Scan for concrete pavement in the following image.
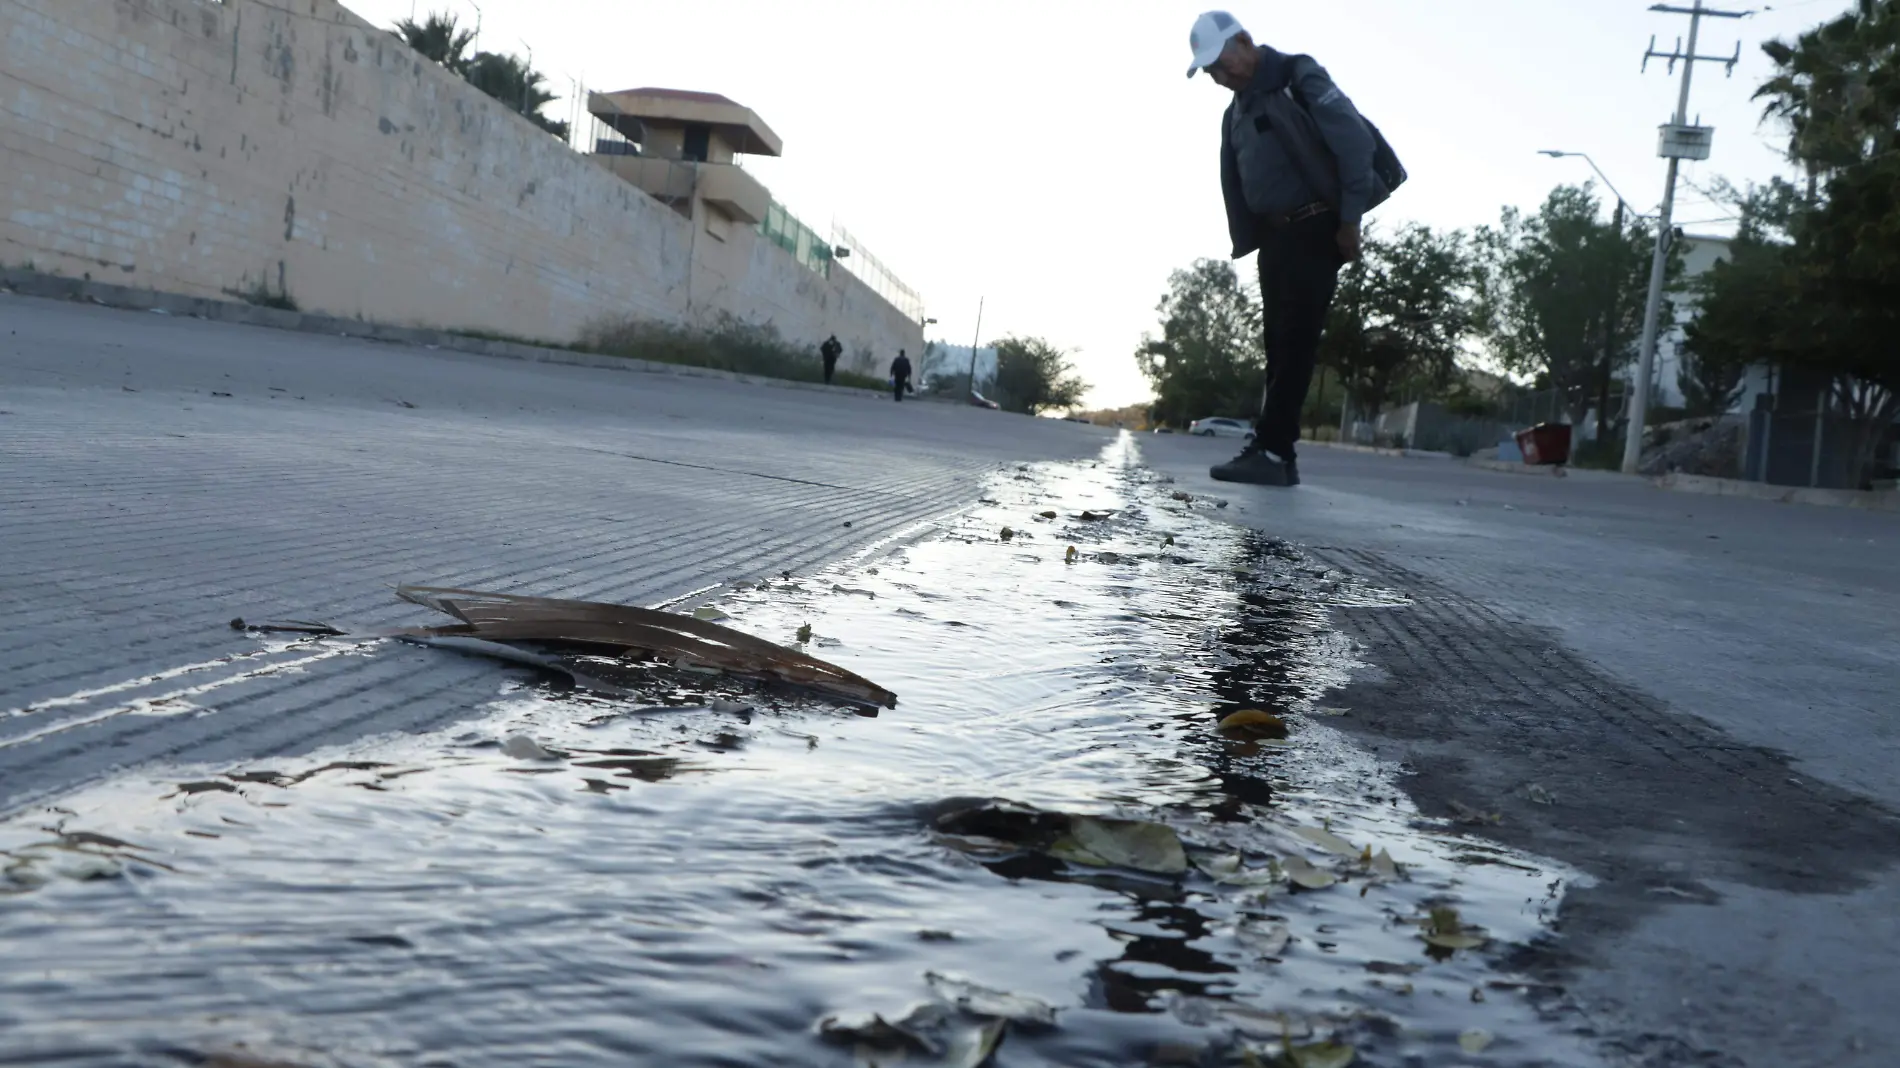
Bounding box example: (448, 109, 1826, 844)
(0, 293, 1111, 811)
(1144, 433, 1900, 1068)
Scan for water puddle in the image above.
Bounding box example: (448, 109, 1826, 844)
(0, 437, 1602, 1067)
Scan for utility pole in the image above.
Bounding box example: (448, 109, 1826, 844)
(1622, 0, 1749, 474)
(967, 296, 985, 395)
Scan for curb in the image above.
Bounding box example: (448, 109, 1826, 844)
(1657, 472, 1900, 512)
(1310, 440, 1456, 460)
(0, 268, 889, 401)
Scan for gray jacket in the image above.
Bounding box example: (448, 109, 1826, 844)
(1220, 47, 1376, 259)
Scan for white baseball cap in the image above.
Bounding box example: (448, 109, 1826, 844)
(1187, 10, 1247, 78)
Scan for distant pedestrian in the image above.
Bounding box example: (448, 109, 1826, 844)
(820, 335, 843, 385)
(1188, 10, 1402, 487)
(890, 349, 913, 403)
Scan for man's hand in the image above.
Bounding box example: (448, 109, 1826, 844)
(1337, 221, 1364, 262)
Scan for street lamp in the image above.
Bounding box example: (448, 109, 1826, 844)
(1538, 150, 1648, 219)
(1540, 149, 1650, 446)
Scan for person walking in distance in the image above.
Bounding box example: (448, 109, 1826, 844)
(890, 349, 914, 403)
(819, 335, 843, 385)
(1188, 10, 1402, 486)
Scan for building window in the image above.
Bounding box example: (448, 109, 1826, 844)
(682, 125, 711, 163)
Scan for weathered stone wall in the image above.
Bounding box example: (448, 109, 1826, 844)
(0, 0, 919, 362)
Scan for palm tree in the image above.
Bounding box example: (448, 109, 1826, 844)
(394, 12, 476, 74)
(1756, 0, 1899, 193)
(465, 51, 568, 139)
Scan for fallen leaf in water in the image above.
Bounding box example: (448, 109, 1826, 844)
(925, 972, 1057, 1028)
(711, 699, 752, 714)
(501, 735, 560, 761)
(394, 587, 895, 708)
(1217, 710, 1288, 739)
(1459, 1029, 1495, 1054)
(1364, 960, 1422, 975)
(1080, 510, 1113, 522)
(1062, 816, 1188, 875)
(1446, 799, 1501, 825)
(1235, 918, 1290, 957)
(691, 606, 729, 622)
(1171, 491, 1193, 502)
(228, 618, 344, 636)
(1310, 706, 1350, 717)
(1038, 510, 1058, 519)
(796, 623, 814, 644)
(1288, 1042, 1356, 1068)
(1065, 546, 1079, 564)
(1526, 782, 1555, 805)
(1424, 932, 1488, 951)
(1281, 855, 1337, 890)
(1293, 825, 1359, 857)
(832, 586, 877, 598)
(1000, 527, 1015, 542)
(1367, 849, 1400, 881)
(818, 1002, 1004, 1067)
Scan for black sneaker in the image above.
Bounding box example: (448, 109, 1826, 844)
(1211, 448, 1297, 486)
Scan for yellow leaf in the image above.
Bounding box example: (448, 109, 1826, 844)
(1065, 816, 1188, 875)
(795, 624, 813, 643)
(1459, 1029, 1495, 1054)
(1288, 1042, 1356, 1068)
(1424, 932, 1487, 950)
(691, 606, 729, 621)
(1065, 546, 1079, 564)
(1217, 710, 1288, 739)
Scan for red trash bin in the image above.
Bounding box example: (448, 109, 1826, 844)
(1514, 423, 1572, 466)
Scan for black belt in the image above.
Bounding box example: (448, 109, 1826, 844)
(1264, 201, 1332, 229)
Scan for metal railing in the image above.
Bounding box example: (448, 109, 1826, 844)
(830, 224, 925, 322)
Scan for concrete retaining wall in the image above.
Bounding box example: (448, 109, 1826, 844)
(0, 0, 919, 364)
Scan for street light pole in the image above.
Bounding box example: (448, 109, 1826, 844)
(967, 297, 985, 396)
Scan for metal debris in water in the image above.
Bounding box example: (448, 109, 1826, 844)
(393, 586, 896, 709)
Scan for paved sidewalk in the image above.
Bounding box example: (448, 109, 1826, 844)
(1144, 433, 1900, 1068)
(0, 294, 1110, 810)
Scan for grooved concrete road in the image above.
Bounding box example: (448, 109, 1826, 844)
(0, 294, 1110, 811)
(1146, 435, 1900, 1068)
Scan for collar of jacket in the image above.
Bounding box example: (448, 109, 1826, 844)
(1244, 45, 1292, 95)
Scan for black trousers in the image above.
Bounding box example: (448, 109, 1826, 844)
(893, 376, 909, 402)
(822, 357, 838, 384)
(1251, 213, 1344, 459)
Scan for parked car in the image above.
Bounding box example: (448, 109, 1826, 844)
(1189, 417, 1254, 440)
(969, 391, 1001, 410)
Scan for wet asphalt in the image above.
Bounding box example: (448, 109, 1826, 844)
(4, 292, 1898, 1066)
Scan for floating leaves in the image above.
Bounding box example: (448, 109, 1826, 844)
(1291, 825, 1359, 857)
(1235, 918, 1290, 957)
(1038, 510, 1058, 520)
(1064, 546, 1079, 564)
(690, 606, 729, 622)
(1459, 1029, 1495, 1054)
(796, 623, 814, 644)
(1218, 710, 1288, 739)
(1281, 855, 1337, 890)
(925, 972, 1056, 1029)
(500, 735, 560, 761)
(1422, 906, 1488, 951)
(934, 801, 1188, 877)
(999, 527, 1015, 542)
(1287, 1042, 1357, 1068)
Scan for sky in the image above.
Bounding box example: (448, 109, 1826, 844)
(344, 0, 1851, 407)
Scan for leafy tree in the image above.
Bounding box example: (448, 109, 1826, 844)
(1322, 223, 1479, 420)
(1690, 1, 1900, 484)
(394, 13, 476, 73)
(1135, 259, 1262, 428)
(992, 337, 1087, 415)
(1475, 184, 1663, 428)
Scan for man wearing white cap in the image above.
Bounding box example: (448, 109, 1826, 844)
(1187, 10, 1391, 486)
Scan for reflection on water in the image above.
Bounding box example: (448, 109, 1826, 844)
(0, 437, 1603, 1067)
